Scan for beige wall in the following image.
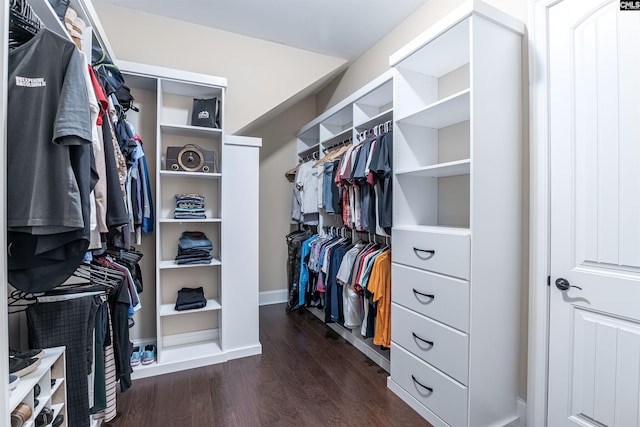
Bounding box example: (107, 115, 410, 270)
(248, 96, 317, 294)
(93, 3, 347, 135)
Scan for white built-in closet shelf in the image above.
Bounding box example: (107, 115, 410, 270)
(393, 224, 471, 235)
(158, 218, 222, 223)
(161, 341, 223, 364)
(160, 124, 222, 139)
(395, 159, 470, 178)
(396, 88, 470, 128)
(320, 127, 352, 145)
(158, 259, 222, 270)
(159, 170, 221, 179)
(354, 108, 393, 130)
(159, 299, 221, 317)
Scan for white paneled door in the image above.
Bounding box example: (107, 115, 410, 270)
(548, 0, 640, 425)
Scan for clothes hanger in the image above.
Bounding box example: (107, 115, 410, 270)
(8, 0, 42, 50)
(7, 289, 39, 314)
(105, 247, 143, 264)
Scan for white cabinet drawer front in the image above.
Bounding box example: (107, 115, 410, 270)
(392, 229, 470, 279)
(392, 303, 469, 385)
(392, 263, 469, 332)
(391, 345, 468, 427)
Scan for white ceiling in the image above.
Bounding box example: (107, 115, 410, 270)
(95, 0, 431, 60)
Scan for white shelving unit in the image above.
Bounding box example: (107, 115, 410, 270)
(296, 69, 395, 231)
(295, 70, 395, 371)
(118, 60, 262, 379)
(156, 76, 224, 369)
(10, 347, 67, 427)
(387, 2, 523, 426)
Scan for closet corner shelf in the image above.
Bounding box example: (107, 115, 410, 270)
(9, 347, 65, 411)
(354, 108, 394, 131)
(395, 159, 470, 178)
(159, 218, 222, 224)
(159, 170, 221, 179)
(396, 88, 470, 128)
(160, 299, 221, 317)
(158, 259, 222, 270)
(159, 123, 223, 139)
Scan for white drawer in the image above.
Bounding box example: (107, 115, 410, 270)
(392, 303, 468, 385)
(391, 345, 468, 427)
(392, 263, 469, 332)
(392, 228, 470, 279)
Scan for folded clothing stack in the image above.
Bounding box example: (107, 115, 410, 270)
(175, 231, 213, 265)
(64, 7, 86, 51)
(175, 286, 207, 311)
(174, 193, 206, 219)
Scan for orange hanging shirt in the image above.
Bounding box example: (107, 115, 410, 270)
(368, 250, 391, 347)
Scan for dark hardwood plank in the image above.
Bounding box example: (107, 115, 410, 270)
(117, 376, 157, 427)
(171, 415, 192, 427)
(106, 303, 432, 427)
(189, 392, 215, 426)
(150, 372, 178, 426)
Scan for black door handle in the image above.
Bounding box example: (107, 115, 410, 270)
(411, 375, 433, 393)
(412, 289, 435, 300)
(555, 278, 582, 291)
(413, 247, 435, 260)
(412, 332, 434, 347)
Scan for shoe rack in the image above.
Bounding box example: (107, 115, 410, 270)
(10, 347, 67, 427)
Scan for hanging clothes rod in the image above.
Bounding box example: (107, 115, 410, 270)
(323, 137, 353, 153)
(357, 119, 393, 142)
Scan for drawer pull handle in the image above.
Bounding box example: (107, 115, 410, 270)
(413, 247, 435, 260)
(412, 332, 434, 347)
(411, 375, 433, 393)
(412, 289, 435, 300)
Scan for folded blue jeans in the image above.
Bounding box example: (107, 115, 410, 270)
(175, 256, 213, 265)
(178, 231, 212, 250)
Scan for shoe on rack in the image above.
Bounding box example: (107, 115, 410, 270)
(11, 403, 32, 427)
(52, 414, 64, 427)
(130, 346, 142, 367)
(35, 407, 53, 427)
(9, 356, 41, 377)
(9, 347, 44, 360)
(141, 344, 156, 365)
(34, 383, 41, 398)
(9, 374, 19, 392)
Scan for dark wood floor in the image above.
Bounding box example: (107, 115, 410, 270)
(105, 303, 431, 427)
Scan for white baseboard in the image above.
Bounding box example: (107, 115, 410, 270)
(226, 344, 263, 360)
(259, 289, 288, 306)
(517, 398, 527, 427)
